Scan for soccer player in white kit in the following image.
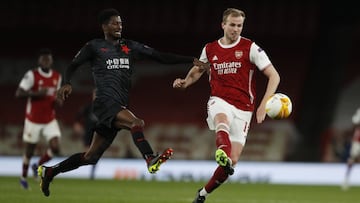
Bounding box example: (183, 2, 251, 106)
(15, 48, 62, 189)
(342, 108, 360, 190)
(173, 8, 280, 203)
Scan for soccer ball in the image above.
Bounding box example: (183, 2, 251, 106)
(265, 93, 292, 119)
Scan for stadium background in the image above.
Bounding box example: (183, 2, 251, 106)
(0, 0, 359, 163)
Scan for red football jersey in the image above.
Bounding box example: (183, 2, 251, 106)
(19, 68, 62, 123)
(353, 128, 360, 142)
(202, 37, 270, 111)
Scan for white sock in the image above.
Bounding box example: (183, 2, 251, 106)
(199, 188, 208, 197)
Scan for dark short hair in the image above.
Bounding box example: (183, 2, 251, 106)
(98, 8, 120, 25)
(39, 48, 52, 56)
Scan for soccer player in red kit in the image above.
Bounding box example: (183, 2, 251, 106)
(16, 48, 62, 189)
(173, 8, 280, 203)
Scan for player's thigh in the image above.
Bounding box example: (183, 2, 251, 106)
(23, 119, 41, 144)
(206, 96, 233, 130)
(229, 111, 252, 145)
(42, 119, 61, 142)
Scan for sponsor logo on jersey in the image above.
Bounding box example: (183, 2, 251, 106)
(213, 61, 242, 75)
(213, 62, 241, 70)
(106, 58, 130, 69)
(212, 55, 218, 61)
(46, 87, 56, 96)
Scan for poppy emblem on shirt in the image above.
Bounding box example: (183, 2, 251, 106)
(100, 48, 109, 52)
(121, 45, 130, 54)
(235, 50, 243, 59)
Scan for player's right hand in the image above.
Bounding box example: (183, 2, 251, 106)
(172, 78, 186, 89)
(57, 84, 72, 101)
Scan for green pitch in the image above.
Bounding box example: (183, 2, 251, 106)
(1, 176, 359, 203)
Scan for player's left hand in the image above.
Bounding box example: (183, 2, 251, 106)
(193, 58, 210, 71)
(57, 84, 72, 101)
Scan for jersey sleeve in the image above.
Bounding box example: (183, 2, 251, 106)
(353, 108, 360, 125)
(199, 46, 208, 63)
(72, 43, 93, 64)
(128, 40, 154, 58)
(249, 42, 272, 71)
(129, 40, 194, 64)
(65, 42, 93, 84)
(18, 70, 34, 91)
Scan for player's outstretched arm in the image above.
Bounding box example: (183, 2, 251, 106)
(173, 65, 205, 89)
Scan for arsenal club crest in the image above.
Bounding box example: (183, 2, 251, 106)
(235, 50, 243, 59)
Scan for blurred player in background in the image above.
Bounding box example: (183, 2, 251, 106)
(173, 8, 280, 203)
(73, 89, 97, 179)
(37, 8, 207, 197)
(342, 107, 360, 190)
(15, 48, 62, 189)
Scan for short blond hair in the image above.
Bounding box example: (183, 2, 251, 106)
(222, 8, 245, 23)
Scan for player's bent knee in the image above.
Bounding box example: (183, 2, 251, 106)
(132, 119, 145, 128)
(87, 155, 100, 165)
(83, 153, 101, 165)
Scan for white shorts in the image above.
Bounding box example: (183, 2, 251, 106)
(350, 141, 360, 159)
(22, 118, 61, 144)
(206, 96, 253, 145)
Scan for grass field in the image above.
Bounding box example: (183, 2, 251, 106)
(1, 176, 359, 203)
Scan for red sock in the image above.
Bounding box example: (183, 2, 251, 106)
(216, 130, 231, 156)
(38, 152, 52, 165)
(205, 166, 229, 193)
(22, 163, 29, 178)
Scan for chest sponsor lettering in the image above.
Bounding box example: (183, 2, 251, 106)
(106, 58, 129, 69)
(213, 61, 241, 75)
